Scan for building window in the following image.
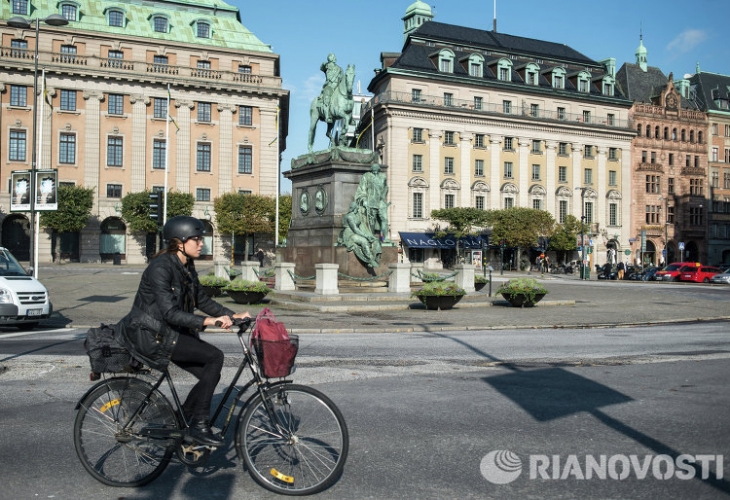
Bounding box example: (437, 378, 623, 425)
(651, 151, 656, 164)
(10, 85, 26, 107)
(584, 145, 593, 158)
(558, 166, 567, 182)
(503, 100, 512, 114)
(238, 64, 251, 74)
(60, 3, 77, 21)
(530, 104, 539, 117)
(107, 50, 124, 68)
(584, 168, 593, 184)
(444, 131, 455, 145)
(413, 192, 423, 218)
(645, 205, 659, 224)
(685, 156, 691, 167)
(668, 177, 675, 194)
(609, 170, 617, 186)
(559, 200, 568, 223)
(60, 45, 76, 63)
(154, 98, 167, 119)
(557, 107, 566, 120)
(444, 157, 454, 175)
(9, 130, 26, 161)
(152, 139, 166, 169)
(59, 133, 76, 164)
(668, 153, 674, 166)
(196, 60, 211, 77)
(107, 137, 123, 166)
(552, 68, 566, 89)
(474, 134, 485, 148)
(558, 142, 568, 155)
(239, 105, 253, 126)
(690, 178, 703, 196)
(10, 39, 28, 57)
(196, 188, 211, 202)
(584, 202, 594, 223)
(608, 148, 617, 160)
(108, 94, 124, 115)
(11, 0, 28, 15)
(106, 184, 122, 198)
(411, 89, 422, 102)
(412, 128, 423, 142)
(197, 102, 212, 122)
(475, 159, 484, 176)
(712, 171, 719, 188)
(153, 55, 168, 71)
(468, 54, 484, 77)
(238, 189, 252, 195)
(444, 194, 455, 209)
(667, 205, 675, 223)
(504, 161, 513, 179)
(474, 96, 483, 110)
(238, 146, 252, 174)
(439, 49, 454, 73)
(713, 147, 719, 162)
(695, 155, 700, 168)
(609, 203, 618, 226)
(499, 66, 510, 81)
(504, 137, 513, 150)
(532, 199, 542, 210)
(578, 73, 590, 93)
(197, 143, 211, 172)
(689, 206, 703, 226)
(607, 114, 615, 126)
(725, 172, 730, 189)
(645, 175, 660, 193)
(583, 110, 591, 124)
(108, 10, 124, 27)
(413, 154, 423, 172)
(531, 140, 541, 153)
(196, 21, 210, 38)
(443, 93, 453, 107)
(504, 197, 514, 209)
(153, 16, 168, 33)
(475, 195, 485, 210)
(532, 164, 540, 180)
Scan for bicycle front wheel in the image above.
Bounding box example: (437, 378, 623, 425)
(73, 377, 177, 487)
(236, 384, 349, 495)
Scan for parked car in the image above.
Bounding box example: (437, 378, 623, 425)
(0, 247, 52, 329)
(629, 266, 659, 281)
(710, 270, 730, 284)
(596, 263, 617, 280)
(679, 265, 722, 283)
(654, 262, 700, 281)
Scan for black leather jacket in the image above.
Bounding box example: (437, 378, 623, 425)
(117, 253, 235, 369)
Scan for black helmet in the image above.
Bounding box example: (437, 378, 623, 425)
(163, 216, 205, 242)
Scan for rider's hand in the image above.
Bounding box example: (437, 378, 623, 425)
(206, 315, 233, 330)
(232, 312, 251, 320)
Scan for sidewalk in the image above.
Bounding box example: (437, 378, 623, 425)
(31, 262, 730, 333)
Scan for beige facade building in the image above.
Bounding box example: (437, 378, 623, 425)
(1, 0, 288, 264)
(359, 2, 635, 270)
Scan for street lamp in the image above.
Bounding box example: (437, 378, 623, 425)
(576, 187, 587, 280)
(7, 14, 68, 272)
(659, 196, 669, 266)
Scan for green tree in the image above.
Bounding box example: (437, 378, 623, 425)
(431, 207, 490, 258)
(214, 193, 276, 258)
(486, 207, 555, 269)
(39, 184, 94, 264)
(548, 215, 581, 264)
(277, 194, 292, 244)
(120, 190, 194, 234)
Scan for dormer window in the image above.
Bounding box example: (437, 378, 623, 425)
(438, 49, 454, 73)
(467, 53, 484, 77)
(195, 21, 210, 39)
(152, 15, 169, 33)
(497, 58, 512, 82)
(107, 9, 125, 27)
(601, 76, 614, 96)
(60, 2, 78, 22)
(11, 0, 29, 15)
(577, 71, 591, 93)
(550, 67, 566, 89)
(524, 62, 540, 86)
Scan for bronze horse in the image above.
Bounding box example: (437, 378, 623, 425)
(308, 64, 355, 152)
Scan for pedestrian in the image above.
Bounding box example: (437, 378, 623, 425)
(256, 248, 264, 267)
(617, 260, 625, 280)
(116, 216, 251, 447)
(543, 255, 551, 274)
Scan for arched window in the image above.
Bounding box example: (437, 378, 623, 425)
(438, 49, 454, 73)
(59, 2, 79, 22)
(655, 126, 660, 138)
(471, 181, 490, 209)
(200, 220, 214, 259)
(689, 130, 695, 143)
(497, 58, 512, 82)
(100, 217, 126, 261)
(664, 127, 669, 140)
(194, 21, 210, 38)
(151, 14, 169, 33)
(551, 67, 566, 89)
(105, 8, 125, 27)
(698, 131, 704, 143)
(467, 53, 484, 78)
(524, 62, 540, 86)
(681, 129, 686, 142)
(577, 71, 591, 93)
(408, 177, 429, 219)
(637, 124, 642, 135)
(601, 76, 614, 96)
(672, 128, 677, 140)
(646, 125, 651, 138)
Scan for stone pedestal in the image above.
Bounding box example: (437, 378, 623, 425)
(282, 148, 396, 278)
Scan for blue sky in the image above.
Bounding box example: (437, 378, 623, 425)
(233, 0, 729, 194)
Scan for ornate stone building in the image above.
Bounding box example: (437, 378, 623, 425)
(358, 1, 634, 269)
(1, 0, 288, 263)
(616, 38, 708, 266)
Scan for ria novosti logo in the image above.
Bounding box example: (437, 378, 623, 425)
(480, 450, 724, 484)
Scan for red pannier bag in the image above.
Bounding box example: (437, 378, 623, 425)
(250, 308, 298, 378)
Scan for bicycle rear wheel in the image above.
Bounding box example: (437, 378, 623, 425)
(73, 377, 177, 487)
(236, 384, 349, 495)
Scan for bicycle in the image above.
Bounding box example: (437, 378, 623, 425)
(73, 317, 349, 495)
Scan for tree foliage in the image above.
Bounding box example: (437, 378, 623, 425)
(39, 184, 94, 232)
(120, 190, 194, 233)
(277, 194, 292, 243)
(214, 193, 275, 236)
(430, 207, 490, 238)
(486, 207, 555, 249)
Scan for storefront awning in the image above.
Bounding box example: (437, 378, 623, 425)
(399, 232, 485, 249)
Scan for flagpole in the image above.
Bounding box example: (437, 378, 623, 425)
(274, 106, 280, 247)
(163, 84, 170, 227)
(35, 69, 46, 278)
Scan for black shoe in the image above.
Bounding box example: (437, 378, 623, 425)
(188, 420, 224, 447)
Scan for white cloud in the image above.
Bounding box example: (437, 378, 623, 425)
(666, 29, 708, 54)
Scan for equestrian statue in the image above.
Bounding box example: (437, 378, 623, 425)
(308, 53, 355, 152)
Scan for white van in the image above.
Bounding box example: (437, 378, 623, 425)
(0, 247, 52, 330)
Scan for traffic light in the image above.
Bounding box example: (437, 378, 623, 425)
(149, 192, 164, 227)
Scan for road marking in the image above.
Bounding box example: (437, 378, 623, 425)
(0, 328, 73, 339)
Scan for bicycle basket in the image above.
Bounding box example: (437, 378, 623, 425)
(251, 335, 298, 378)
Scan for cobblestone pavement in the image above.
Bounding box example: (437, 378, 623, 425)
(24, 263, 730, 334)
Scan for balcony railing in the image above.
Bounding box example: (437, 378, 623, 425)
(1, 46, 275, 87)
(363, 90, 632, 130)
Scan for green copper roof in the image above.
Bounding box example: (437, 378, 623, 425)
(4, 0, 272, 53)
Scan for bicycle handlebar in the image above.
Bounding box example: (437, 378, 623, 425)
(214, 316, 253, 336)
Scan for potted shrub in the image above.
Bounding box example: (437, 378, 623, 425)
(222, 279, 271, 304)
(198, 274, 229, 297)
(417, 271, 446, 283)
(496, 277, 548, 308)
(474, 275, 489, 292)
(411, 281, 466, 310)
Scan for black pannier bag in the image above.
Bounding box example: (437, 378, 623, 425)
(84, 323, 142, 380)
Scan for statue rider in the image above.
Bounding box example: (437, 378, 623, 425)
(320, 53, 343, 123)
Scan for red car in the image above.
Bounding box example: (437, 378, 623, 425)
(654, 262, 699, 281)
(679, 265, 722, 283)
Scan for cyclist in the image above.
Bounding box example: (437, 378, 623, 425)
(117, 216, 250, 446)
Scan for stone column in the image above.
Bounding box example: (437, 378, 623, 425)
(217, 103, 235, 194)
(490, 136, 502, 209)
(429, 130, 442, 212)
(460, 132, 472, 207)
(455, 263, 475, 292)
(572, 143, 583, 218)
(129, 94, 150, 193)
(175, 100, 194, 193)
(275, 262, 296, 291)
(388, 262, 412, 293)
(240, 261, 259, 281)
(518, 138, 530, 207)
(545, 140, 557, 213)
(315, 263, 339, 295)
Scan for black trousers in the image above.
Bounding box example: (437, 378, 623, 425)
(170, 333, 224, 421)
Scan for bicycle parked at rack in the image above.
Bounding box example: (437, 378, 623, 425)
(73, 317, 349, 495)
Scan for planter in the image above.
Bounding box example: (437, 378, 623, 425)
(201, 285, 224, 298)
(501, 292, 545, 308)
(474, 282, 487, 292)
(226, 290, 268, 304)
(417, 294, 463, 310)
